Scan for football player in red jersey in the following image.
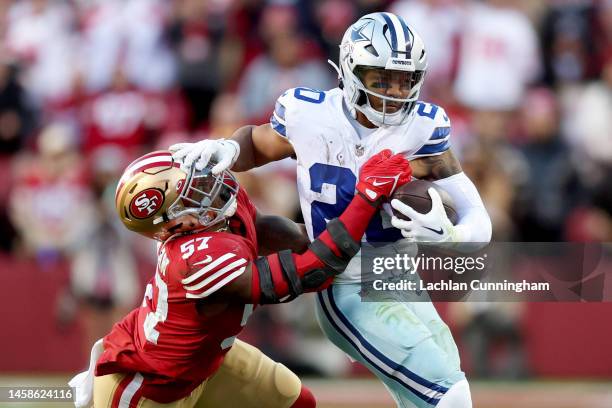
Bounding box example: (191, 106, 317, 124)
(69, 149, 411, 408)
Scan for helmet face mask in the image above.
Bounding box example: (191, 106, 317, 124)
(115, 151, 238, 240)
(353, 66, 425, 124)
(334, 12, 428, 127)
(167, 166, 238, 231)
(354, 67, 424, 99)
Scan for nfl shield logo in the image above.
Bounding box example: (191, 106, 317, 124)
(355, 144, 365, 157)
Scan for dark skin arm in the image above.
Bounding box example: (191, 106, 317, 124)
(255, 210, 309, 256)
(410, 149, 463, 181)
(231, 124, 295, 171)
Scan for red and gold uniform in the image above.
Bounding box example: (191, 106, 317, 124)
(73, 147, 408, 408)
(93, 189, 302, 407)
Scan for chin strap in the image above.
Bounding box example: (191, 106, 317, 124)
(327, 59, 342, 79)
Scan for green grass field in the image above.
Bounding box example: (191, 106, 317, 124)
(0, 375, 610, 408)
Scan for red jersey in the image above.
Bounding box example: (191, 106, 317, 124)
(96, 188, 258, 402)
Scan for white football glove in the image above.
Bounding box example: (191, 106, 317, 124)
(169, 139, 240, 174)
(390, 187, 459, 243)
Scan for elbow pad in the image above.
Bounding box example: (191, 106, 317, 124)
(254, 219, 360, 304)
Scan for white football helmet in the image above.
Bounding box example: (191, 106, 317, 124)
(331, 12, 428, 127)
(115, 151, 238, 240)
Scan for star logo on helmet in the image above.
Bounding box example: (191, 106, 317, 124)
(351, 21, 372, 43)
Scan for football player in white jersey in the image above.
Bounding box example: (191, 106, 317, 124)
(170, 12, 491, 408)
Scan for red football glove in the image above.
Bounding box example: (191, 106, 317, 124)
(356, 149, 412, 203)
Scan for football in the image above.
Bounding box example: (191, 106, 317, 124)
(391, 179, 459, 224)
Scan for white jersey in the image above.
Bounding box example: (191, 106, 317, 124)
(271, 87, 451, 283)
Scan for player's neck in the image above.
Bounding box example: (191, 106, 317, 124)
(356, 111, 378, 129)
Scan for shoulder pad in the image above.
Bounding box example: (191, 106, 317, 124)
(412, 102, 452, 157)
(175, 234, 249, 299)
(270, 87, 329, 139)
(270, 89, 292, 138)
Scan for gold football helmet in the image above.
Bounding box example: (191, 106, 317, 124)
(115, 151, 239, 240)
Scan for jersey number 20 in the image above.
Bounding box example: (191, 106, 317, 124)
(309, 163, 401, 242)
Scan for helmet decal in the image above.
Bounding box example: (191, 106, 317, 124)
(380, 12, 413, 58)
(351, 20, 372, 43)
(116, 151, 239, 239)
(381, 13, 398, 57)
(129, 188, 164, 219)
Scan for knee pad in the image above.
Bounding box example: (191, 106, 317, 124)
(221, 340, 302, 407)
(220, 340, 263, 381)
(271, 362, 302, 401)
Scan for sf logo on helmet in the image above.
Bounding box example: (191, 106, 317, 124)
(130, 188, 164, 219)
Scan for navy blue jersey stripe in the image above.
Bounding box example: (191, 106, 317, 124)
(317, 290, 446, 405)
(415, 139, 451, 156)
(430, 127, 451, 140)
(274, 101, 286, 121)
(270, 114, 286, 137)
(326, 288, 449, 395)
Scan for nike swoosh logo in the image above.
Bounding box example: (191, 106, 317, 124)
(424, 227, 444, 235)
(372, 180, 392, 187)
(193, 255, 213, 265)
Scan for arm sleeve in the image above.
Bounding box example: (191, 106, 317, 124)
(251, 193, 377, 304)
(433, 172, 492, 244)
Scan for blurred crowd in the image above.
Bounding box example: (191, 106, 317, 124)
(0, 0, 611, 378)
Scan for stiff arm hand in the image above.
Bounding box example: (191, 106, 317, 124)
(169, 139, 240, 174)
